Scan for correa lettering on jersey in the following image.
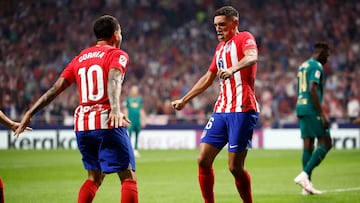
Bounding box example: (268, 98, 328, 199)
(78, 51, 105, 63)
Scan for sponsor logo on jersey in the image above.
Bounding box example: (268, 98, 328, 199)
(218, 58, 224, 69)
(244, 39, 256, 47)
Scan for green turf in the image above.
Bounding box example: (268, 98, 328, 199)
(0, 149, 359, 203)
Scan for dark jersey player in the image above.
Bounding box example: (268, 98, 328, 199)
(294, 42, 332, 195)
(124, 85, 146, 157)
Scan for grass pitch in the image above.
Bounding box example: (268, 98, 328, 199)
(0, 149, 359, 203)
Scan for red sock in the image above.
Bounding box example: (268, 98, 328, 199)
(121, 179, 138, 203)
(198, 166, 214, 203)
(78, 179, 98, 203)
(235, 170, 252, 203)
(0, 177, 4, 203)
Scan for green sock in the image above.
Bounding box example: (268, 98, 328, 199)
(302, 149, 312, 179)
(304, 145, 329, 177)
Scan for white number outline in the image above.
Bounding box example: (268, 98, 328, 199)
(205, 117, 215, 129)
(78, 65, 105, 103)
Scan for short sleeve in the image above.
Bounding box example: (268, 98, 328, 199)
(240, 31, 257, 51)
(309, 62, 322, 84)
(108, 49, 129, 73)
(60, 58, 77, 84)
(208, 55, 218, 72)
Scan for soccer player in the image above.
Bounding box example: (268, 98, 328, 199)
(172, 6, 259, 203)
(0, 110, 32, 203)
(124, 85, 146, 158)
(14, 15, 138, 203)
(294, 42, 332, 195)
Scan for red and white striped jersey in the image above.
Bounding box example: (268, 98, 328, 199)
(61, 44, 129, 131)
(209, 31, 260, 113)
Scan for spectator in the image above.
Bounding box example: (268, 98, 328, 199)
(0, 0, 359, 127)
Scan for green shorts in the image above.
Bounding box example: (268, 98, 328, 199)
(298, 115, 330, 139)
(128, 123, 141, 135)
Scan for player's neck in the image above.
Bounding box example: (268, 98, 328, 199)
(96, 40, 112, 46)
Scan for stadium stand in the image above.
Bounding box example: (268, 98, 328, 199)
(0, 0, 359, 127)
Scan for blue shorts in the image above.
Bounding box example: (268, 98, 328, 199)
(201, 112, 259, 152)
(76, 127, 135, 174)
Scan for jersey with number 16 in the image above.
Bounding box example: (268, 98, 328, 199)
(61, 44, 129, 131)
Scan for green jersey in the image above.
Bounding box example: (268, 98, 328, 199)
(125, 96, 143, 126)
(296, 58, 324, 116)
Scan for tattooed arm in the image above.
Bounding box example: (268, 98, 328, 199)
(106, 68, 130, 128)
(14, 77, 70, 137)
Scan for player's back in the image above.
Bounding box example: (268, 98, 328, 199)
(296, 59, 324, 116)
(73, 45, 121, 106)
(61, 44, 129, 131)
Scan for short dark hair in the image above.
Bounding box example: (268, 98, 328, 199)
(93, 15, 119, 40)
(314, 42, 329, 50)
(214, 6, 239, 19)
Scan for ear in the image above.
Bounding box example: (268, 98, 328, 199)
(109, 30, 119, 46)
(113, 30, 119, 40)
(233, 18, 239, 28)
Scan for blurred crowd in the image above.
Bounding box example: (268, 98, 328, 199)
(0, 0, 359, 128)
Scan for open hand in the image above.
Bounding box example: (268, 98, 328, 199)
(105, 111, 131, 128)
(14, 113, 33, 138)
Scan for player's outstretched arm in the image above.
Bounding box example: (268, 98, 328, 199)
(309, 82, 329, 129)
(14, 77, 70, 137)
(0, 110, 32, 132)
(172, 71, 216, 111)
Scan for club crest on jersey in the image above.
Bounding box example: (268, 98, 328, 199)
(119, 55, 128, 67)
(218, 58, 225, 69)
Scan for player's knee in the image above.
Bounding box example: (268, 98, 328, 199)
(93, 174, 105, 186)
(118, 169, 137, 182)
(88, 171, 105, 186)
(321, 137, 333, 151)
(228, 164, 245, 177)
(197, 155, 212, 168)
(197, 156, 206, 167)
(326, 142, 332, 151)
